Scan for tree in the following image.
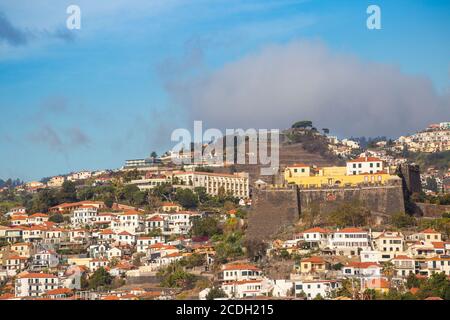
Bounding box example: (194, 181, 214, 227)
(158, 262, 196, 288)
(327, 201, 370, 227)
(180, 254, 206, 269)
(292, 120, 313, 129)
(29, 189, 57, 213)
(191, 216, 221, 237)
(214, 232, 244, 263)
(206, 286, 227, 300)
(390, 212, 416, 229)
(176, 188, 198, 209)
(104, 196, 114, 208)
(322, 128, 330, 135)
(406, 273, 420, 289)
(88, 267, 113, 290)
(313, 293, 324, 300)
(381, 261, 395, 286)
(150, 151, 158, 158)
(57, 181, 77, 203)
(49, 214, 64, 224)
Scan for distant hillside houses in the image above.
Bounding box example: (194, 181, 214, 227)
(396, 122, 450, 153)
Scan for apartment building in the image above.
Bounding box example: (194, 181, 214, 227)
(173, 171, 249, 198)
(15, 273, 60, 297)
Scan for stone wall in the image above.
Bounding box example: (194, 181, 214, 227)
(247, 182, 405, 241)
(414, 203, 450, 218)
(298, 184, 405, 217)
(247, 185, 300, 241)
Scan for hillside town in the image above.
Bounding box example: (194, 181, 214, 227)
(0, 123, 449, 301)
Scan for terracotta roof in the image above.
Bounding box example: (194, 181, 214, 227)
(348, 157, 382, 163)
(18, 273, 57, 279)
(346, 262, 380, 269)
(302, 227, 331, 234)
(301, 256, 325, 264)
(161, 202, 179, 207)
(45, 288, 73, 296)
(421, 228, 439, 234)
(223, 264, 261, 271)
(7, 255, 28, 260)
(432, 242, 445, 249)
(118, 231, 133, 236)
(337, 227, 366, 233)
(392, 255, 413, 260)
(147, 216, 164, 222)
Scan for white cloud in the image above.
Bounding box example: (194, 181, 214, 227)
(168, 40, 450, 138)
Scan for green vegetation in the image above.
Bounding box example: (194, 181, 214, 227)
(179, 254, 206, 269)
(213, 231, 244, 263)
(88, 267, 114, 290)
(390, 212, 416, 229)
(206, 287, 227, 300)
(407, 151, 450, 171)
(191, 216, 221, 238)
(327, 201, 371, 228)
(291, 120, 313, 129)
(157, 262, 196, 288)
(175, 188, 199, 209)
(48, 213, 64, 224)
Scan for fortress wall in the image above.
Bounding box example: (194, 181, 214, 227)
(247, 183, 405, 241)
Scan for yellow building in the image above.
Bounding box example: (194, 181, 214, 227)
(284, 162, 399, 188)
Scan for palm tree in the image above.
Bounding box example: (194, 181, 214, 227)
(382, 261, 395, 290)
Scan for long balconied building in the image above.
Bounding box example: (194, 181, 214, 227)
(173, 171, 249, 198)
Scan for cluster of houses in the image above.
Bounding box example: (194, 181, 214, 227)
(198, 227, 449, 300)
(396, 122, 450, 153)
(0, 200, 220, 300)
(239, 227, 450, 299)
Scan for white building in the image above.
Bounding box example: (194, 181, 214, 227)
(173, 171, 249, 198)
(15, 273, 60, 297)
(294, 280, 341, 300)
(219, 264, 263, 283)
(346, 157, 383, 176)
(329, 228, 371, 256)
(71, 207, 99, 226)
(31, 250, 59, 269)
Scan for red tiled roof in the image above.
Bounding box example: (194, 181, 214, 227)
(421, 228, 439, 234)
(301, 256, 325, 264)
(337, 227, 366, 233)
(348, 157, 382, 163)
(346, 262, 380, 269)
(17, 273, 57, 279)
(45, 288, 73, 296)
(223, 264, 261, 271)
(302, 227, 331, 234)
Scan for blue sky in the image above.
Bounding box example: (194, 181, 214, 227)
(0, 0, 449, 181)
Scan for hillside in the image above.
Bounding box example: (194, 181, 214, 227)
(211, 130, 342, 183)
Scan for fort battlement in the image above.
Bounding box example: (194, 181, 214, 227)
(248, 182, 405, 241)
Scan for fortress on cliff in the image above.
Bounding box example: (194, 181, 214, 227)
(247, 158, 421, 242)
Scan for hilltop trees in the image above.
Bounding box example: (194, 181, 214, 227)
(57, 181, 77, 203)
(292, 120, 313, 129)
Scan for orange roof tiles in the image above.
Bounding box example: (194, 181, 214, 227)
(348, 157, 382, 163)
